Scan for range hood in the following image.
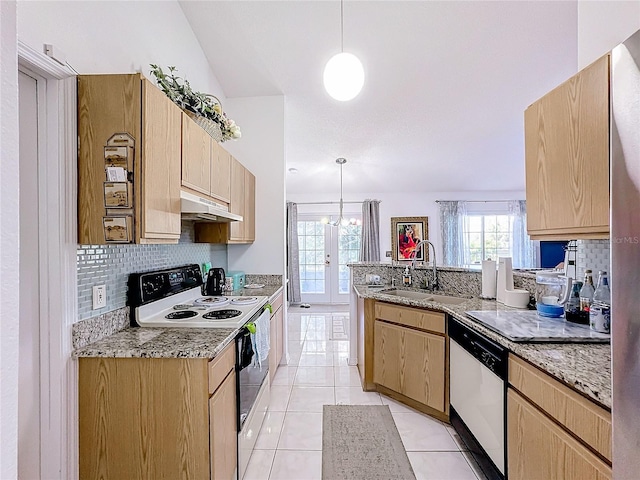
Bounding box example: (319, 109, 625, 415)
(180, 190, 242, 222)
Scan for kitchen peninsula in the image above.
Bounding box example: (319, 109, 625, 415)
(350, 262, 612, 480)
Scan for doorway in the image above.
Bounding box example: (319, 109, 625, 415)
(16, 41, 78, 479)
(18, 68, 42, 480)
(298, 215, 361, 304)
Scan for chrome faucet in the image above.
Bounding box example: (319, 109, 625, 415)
(411, 240, 439, 291)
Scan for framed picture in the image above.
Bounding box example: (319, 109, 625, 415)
(391, 217, 429, 262)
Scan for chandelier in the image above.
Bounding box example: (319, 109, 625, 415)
(321, 158, 360, 227)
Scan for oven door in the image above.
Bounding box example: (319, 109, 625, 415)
(236, 308, 270, 430)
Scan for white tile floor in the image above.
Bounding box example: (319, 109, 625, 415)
(243, 307, 486, 480)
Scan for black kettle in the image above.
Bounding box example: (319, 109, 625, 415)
(204, 267, 226, 296)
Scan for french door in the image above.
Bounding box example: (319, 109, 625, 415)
(298, 215, 361, 304)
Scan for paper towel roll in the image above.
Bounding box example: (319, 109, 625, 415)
(482, 260, 497, 299)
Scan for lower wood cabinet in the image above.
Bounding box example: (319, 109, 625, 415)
(508, 388, 611, 480)
(374, 320, 445, 413)
(209, 370, 237, 480)
(507, 354, 612, 480)
(366, 301, 448, 420)
(79, 342, 237, 480)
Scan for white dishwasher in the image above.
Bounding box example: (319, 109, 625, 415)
(449, 318, 507, 479)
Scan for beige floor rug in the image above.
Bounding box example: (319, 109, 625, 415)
(322, 405, 417, 480)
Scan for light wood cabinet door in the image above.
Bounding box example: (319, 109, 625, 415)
(193, 156, 256, 244)
(243, 168, 256, 242)
(209, 370, 237, 480)
(508, 389, 611, 480)
(140, 78, 182, 242)
(525, 54, 610, 239)
(79, 358, 210, 479)
(181, 113, 211, 195)
(229, 157, 246, 241)
(211, 142, 231, 203)
(373, 320, 445, 412)
(78, 75, 142, 244)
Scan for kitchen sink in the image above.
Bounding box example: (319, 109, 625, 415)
(382, 290, 470, 305)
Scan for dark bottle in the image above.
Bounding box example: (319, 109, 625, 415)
(565, 281, 585, 324)
(579, 270, 595, 324)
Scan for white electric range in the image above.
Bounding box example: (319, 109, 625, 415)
(128, 264, 268, 329)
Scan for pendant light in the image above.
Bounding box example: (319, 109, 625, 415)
(323, 0, 364, 101)
(321, 158, 351, 227)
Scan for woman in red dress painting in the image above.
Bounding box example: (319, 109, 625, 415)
(398, 224, 419, 259)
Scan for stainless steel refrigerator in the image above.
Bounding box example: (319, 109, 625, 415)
(611, 28, 640, 479)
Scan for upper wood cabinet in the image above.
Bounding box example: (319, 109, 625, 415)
(78, 74, 182, 244)
(181, 113, 233, 206)
(195, 157, 256, 244)
(181, 112, 211, 196)
(525, 54, 610, 240)
(211, 141, 231, 204)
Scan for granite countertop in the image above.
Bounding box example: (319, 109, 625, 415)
(73, 327, 238, 358)
(353, 285, 611, 409)
(73, 285, 284, 360)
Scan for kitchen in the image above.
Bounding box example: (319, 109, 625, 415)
(1, 1, 639, 480)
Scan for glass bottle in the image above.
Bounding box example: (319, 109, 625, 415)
(590, 271, 611, 333)
(579, 270, 595, 324)
(565, 280, 584, 324)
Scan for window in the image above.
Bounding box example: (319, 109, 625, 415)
(440, 200, 536, 268)
(465, 215, 513, 265)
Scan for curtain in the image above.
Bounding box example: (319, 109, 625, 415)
(439, 201, 469, 266)
(286, 202, 301, 304)
(509, 200, 536, 268)
(360, 200, 381, 262)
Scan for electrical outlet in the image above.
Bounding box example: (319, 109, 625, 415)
(385, 251, 392, 257)
(93, 285, 106, 309)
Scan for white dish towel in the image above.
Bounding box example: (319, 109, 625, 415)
(252, 308, 271, 369)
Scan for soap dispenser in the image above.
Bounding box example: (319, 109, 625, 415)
(402, 266, 412, 286)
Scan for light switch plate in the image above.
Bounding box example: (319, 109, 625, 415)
(93, 285, 106, 309)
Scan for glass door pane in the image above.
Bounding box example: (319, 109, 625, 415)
(299, 219, 330, 303)
(334, 223, 362, 301)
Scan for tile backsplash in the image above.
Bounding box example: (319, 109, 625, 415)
(77, 221, 227, 321)
(576, 239, 610, 281)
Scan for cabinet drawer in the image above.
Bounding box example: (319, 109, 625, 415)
(375, 302, 445, 334)
(270, 291, 283, 315)
(508, 389, 611, 480)
(209, 342, 235, 395)
(508, 355, 611, 462)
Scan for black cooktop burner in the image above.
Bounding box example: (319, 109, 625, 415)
(202, 309, 243, 320)
(165, 310, 199, 320)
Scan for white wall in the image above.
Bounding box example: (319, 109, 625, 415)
(224, 96, 286, 275)
(0, 2, 20, 477)
(578, 1, 640, 69)
(288, 190, 525, 265)
(17, 1, 224, 97)
(14, 2, 234, 477)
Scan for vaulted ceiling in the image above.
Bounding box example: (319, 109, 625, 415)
(180, 1, 577, 195)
